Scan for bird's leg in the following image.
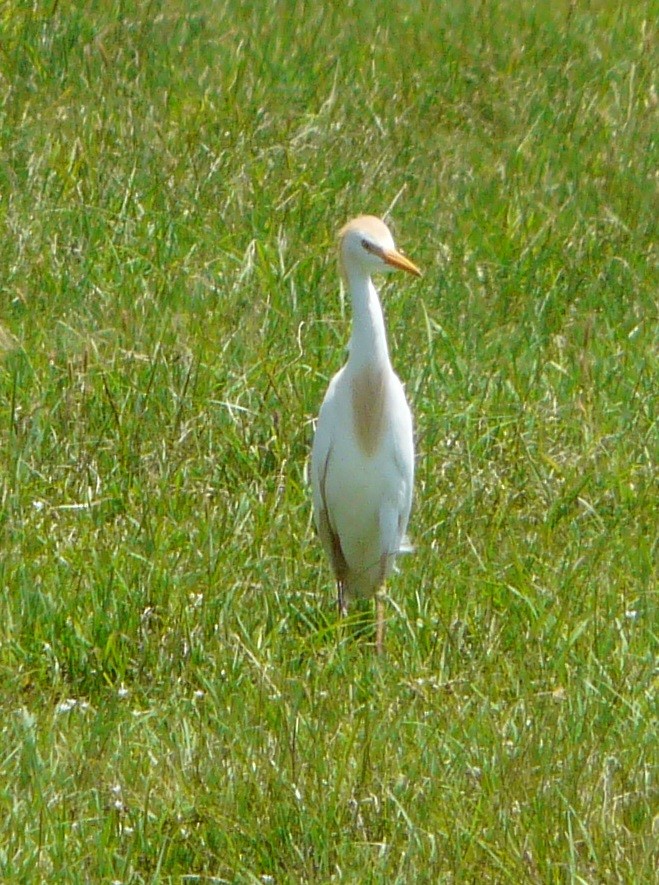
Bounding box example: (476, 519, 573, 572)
(337, 581, 348, 618)
(375, 588, 386, 655)
(374, 550, 390, 655)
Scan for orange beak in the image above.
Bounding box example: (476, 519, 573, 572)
(381, 248, 422, 277)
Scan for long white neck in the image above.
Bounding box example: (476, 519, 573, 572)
(344, 266, 391, 372)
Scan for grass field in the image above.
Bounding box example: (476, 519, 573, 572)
(1, 0, 657, 881)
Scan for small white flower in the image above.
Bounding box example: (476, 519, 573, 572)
(56, 698, 78, 714)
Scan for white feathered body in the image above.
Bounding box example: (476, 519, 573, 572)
(310, 216, 418, 622)
(311, 359, 413, 600)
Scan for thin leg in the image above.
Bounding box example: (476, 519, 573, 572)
(375, 590, 385, 655)
(337, 581, 348, 618)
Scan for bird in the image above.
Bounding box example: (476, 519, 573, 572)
(310, 215, 421, 654)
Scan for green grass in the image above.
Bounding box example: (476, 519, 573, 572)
(1, 0, 657, 880)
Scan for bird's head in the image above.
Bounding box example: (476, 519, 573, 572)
(339, 215, 422, 280)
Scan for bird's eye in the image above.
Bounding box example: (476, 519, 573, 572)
(361, 238, 373, 252)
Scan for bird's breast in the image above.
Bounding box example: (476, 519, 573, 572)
(351, 365, 387, 457)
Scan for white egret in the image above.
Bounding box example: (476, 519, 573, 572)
(311, 215, 421, 654)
